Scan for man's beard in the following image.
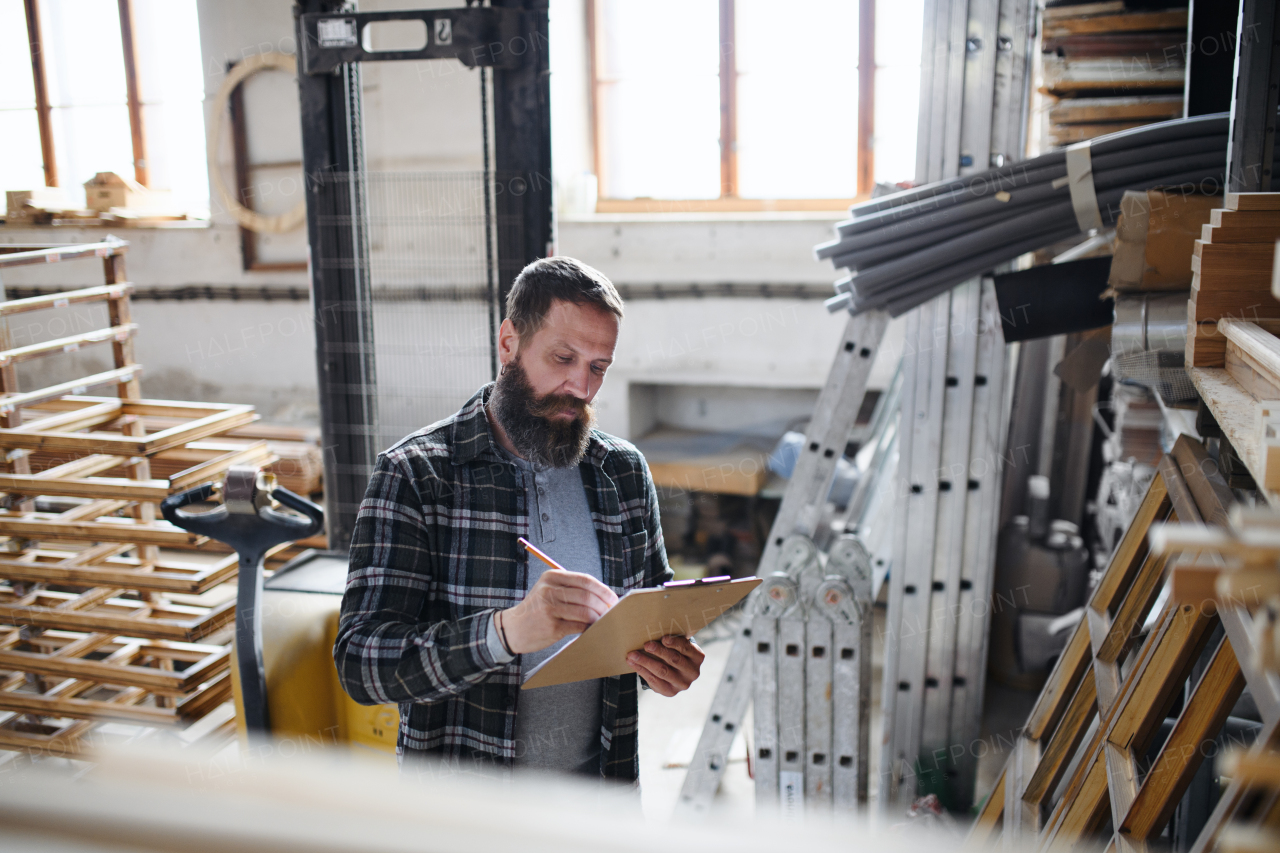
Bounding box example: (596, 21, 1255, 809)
(488, 358, 595, 468)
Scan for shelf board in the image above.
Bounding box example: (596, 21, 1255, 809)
(1187, 366, 1279, 506)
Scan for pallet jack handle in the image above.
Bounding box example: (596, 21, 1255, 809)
(161, 467, 325, 735)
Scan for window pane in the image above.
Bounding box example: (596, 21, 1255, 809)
(735, 0, 859, 199)
(0, 0, 45, 198)
(874, 0, 923, 186)
(598, 0, 720, 200)
(133, 0, 209, 212)
(42, 0, 134, 202)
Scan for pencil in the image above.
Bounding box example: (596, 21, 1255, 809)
(518, 537, 567, 572)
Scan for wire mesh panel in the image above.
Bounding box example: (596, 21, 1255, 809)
(313, 171, 512, 496)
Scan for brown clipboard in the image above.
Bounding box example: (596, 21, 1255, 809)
(521, 575, 761, 690)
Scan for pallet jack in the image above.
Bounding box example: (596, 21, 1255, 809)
(162, 467, 399, 755)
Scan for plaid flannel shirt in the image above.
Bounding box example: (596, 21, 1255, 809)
(334, 384, 671, 781)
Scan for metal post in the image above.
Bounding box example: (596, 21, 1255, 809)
(295, 0, 379, 551)
(1226, 0, 1280, 192)
(491, 0, 554, 309)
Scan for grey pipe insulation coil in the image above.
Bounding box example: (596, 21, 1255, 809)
(838, 162, 1235, 317)
(823, 131, 1228, 247)
(816, 113, 1265, 318)
(834, 113, 1228, 223)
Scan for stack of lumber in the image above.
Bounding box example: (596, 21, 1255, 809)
(967, 436, 1276, 851)
(1186, 193, 1280, 368)
(1041, 3, 1188, 146)
(0, 240, 295, 757)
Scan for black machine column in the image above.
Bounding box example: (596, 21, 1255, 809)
(491, 0, 553, 313)
(293, 2, 552, 549)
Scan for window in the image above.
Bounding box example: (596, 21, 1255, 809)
(0, 0, 209, 214)
(588, 0, 916, 212)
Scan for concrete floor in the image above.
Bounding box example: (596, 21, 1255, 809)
(637, 605, 1039, 824)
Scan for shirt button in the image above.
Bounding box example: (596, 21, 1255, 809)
(537, 487, 545, 496)
(541, 512, 550, 521)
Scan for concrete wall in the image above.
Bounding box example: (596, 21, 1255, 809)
(0, 0, 900, 444)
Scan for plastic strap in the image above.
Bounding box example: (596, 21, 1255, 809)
(1065, 141, 1103, 233)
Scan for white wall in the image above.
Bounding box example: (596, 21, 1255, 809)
(0, 0, 896, 443)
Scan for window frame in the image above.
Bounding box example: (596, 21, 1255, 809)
(586, 0, 877, 213)
(21, 0, 151, 191)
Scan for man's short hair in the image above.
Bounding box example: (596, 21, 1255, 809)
(505, 257, 624, 339)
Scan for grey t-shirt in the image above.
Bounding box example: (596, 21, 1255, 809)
(486, 449, 605, 775)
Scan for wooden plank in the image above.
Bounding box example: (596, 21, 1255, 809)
(1106, 603, 1218, 756)
(0, 552, 237, 595)
(0, 244, 126, 271)
(0, 283, 132, 315)
(0, 406, 257, 456)
(167, 440, 272, 490)
(0, 594, 234, 642)
(1212, 209, 1280, 228)
(1226, 344, 1280, 401)
(1203, 223, 1280, 244)
(1096, 547, 1171, 664)
(1220, 319, 1280, 379)
(0, 324, 138, 368)
(0, 670, 229, 725)
(1227, 192, 1280, 211)
(139, 406, 259, 454)
(1042, 10, 1188, 38)
(0, 516, 207, 547)
(1193, 242, 1276, 276)
(1186, 368, 1278, 507)
(967, 765, 1005, 845)
(1189, 285, 1280, 323)
(1119, 635, 1245, 840)
(13, 401, 123, 434)
(1172, 433, 1238, 525)
(1040, 1, 1123, 20)
(1023, 667, 1098, 807)
(1026, 620, 1093, 741)
(1187, 315, 1227, 368)
(1158, 455, 1203, 524)
(0, 474, 170, 501)
(0, 367, 141, 415)
(1050, 749, 1113, 845)
(1048, 96, 1182, 124)
(1090, 474, 1170, 614)
(0, 643, 229, 694)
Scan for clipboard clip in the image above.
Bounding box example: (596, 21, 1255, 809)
(664, 575, 732, 588)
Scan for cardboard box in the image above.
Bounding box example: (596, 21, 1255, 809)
(1108, 190, 1221, 291)
(5, 187, 72, 220)
(83, 171, 147, 212)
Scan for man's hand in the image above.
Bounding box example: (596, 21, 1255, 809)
(627, 635, 704, 697)
(500, 569, 618, 654)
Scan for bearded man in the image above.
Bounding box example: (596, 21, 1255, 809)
(334, 256, 704, 782)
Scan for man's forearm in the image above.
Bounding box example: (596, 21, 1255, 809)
(333, 610, 511, 705)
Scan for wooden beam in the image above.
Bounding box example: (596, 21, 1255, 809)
(718, 0, 737, 198)
(116, 0, 148, 187)
(0, 555, 236, 595)
(23, 0, 56, 188)
(1119, 634, 1246, 840)
(857, 0, 875, 196)
(0, 367, 141, 415)
(0, 282, 133, 316)
(0, 324, 138, 368)
(0, 516, 207, 547)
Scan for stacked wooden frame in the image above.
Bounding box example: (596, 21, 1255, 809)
(968, 435, 1280, 852)
(0, 240, 271, 757)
